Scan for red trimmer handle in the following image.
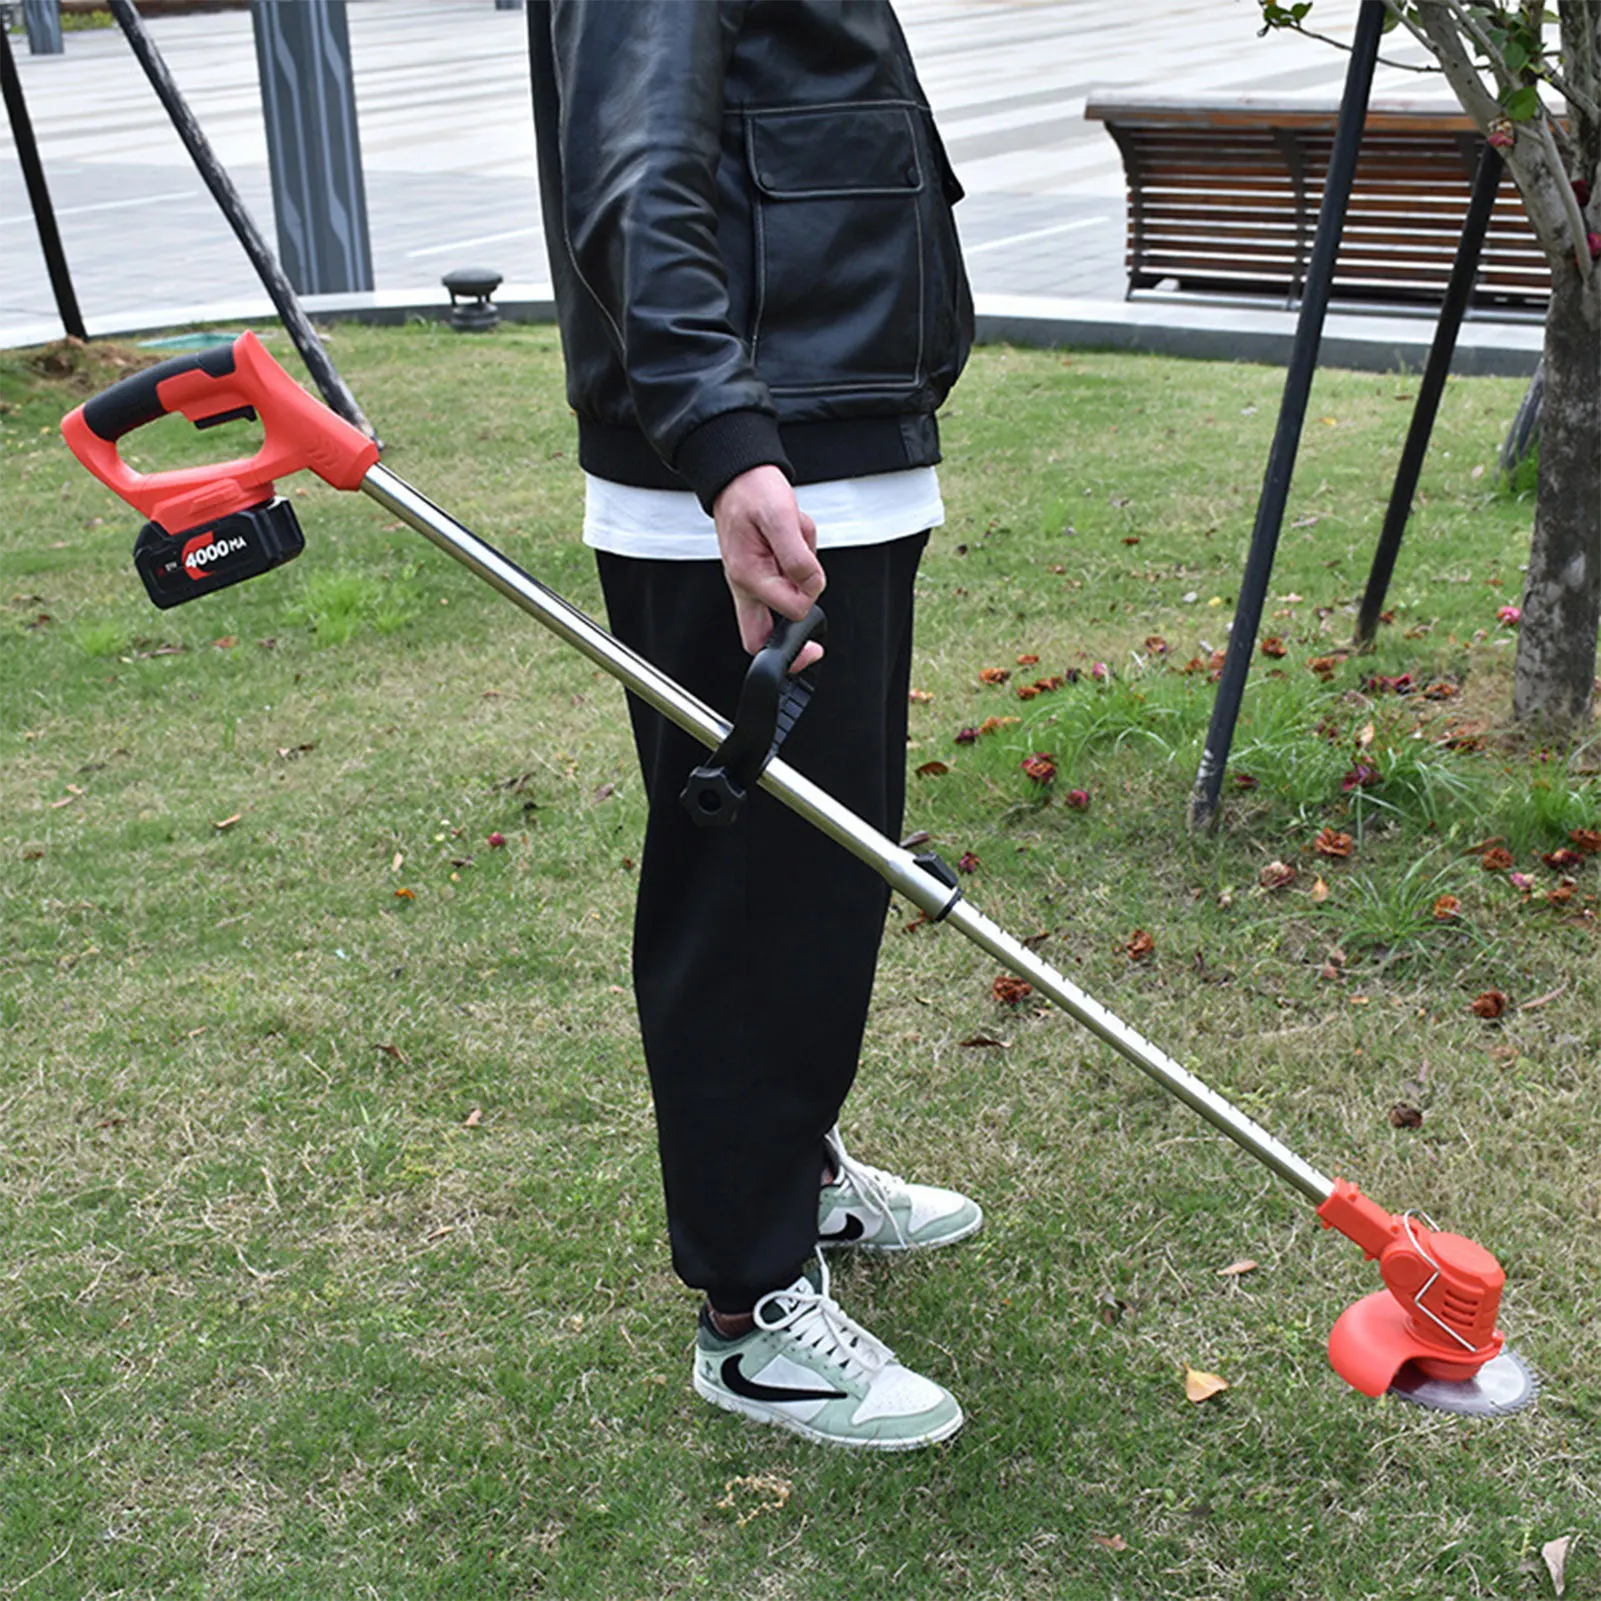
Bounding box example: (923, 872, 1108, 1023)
(61, 331, 378, 533)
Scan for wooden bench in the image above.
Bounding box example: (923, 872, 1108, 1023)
(1084, 96, 1549, 314)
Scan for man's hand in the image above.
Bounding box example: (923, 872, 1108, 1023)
(712, 465, 825, 667)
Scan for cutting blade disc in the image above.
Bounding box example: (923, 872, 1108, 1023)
(1388, 1348, 1540, 1417)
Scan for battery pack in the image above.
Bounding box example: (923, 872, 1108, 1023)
(132, 497, 304, 609)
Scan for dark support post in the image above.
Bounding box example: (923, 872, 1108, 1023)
(107, 0, 376, 441)
(1185, 0, 1386, 833)
(1, 24, 86, 338)
(1354, 142, 1505, 650)
(22, 0, 63, 56)
(249, 0, 373, 296)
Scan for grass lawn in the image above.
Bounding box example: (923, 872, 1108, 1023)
(2, 325, 1597, 1601)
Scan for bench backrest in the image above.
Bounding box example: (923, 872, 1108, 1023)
(1084, 97, 1550, 311)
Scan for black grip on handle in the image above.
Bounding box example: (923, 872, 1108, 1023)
(81, 342, 239, 443)
(680, 605, 827, 828)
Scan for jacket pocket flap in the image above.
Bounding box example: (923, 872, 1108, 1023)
(747, 104, 923, 199)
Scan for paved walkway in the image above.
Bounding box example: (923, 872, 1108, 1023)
(1, 0, 1540, 370)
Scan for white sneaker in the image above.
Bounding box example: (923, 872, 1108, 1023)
(692, 1258, 963, 1450)
(817, 1128, 983, 1252)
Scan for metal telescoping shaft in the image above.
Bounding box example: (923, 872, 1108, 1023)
(361, 462, 1336, 1208)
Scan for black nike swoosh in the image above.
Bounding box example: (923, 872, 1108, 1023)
(818, 1214, 866, 1243)
(720, 1355, 846, 1404)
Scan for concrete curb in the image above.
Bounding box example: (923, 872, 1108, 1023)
(1, 285, 1543, 378)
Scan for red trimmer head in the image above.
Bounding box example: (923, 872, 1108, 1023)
(1318, 1180, 1537, 1415)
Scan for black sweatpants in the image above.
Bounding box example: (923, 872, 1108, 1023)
(596, 533, 926, 1311)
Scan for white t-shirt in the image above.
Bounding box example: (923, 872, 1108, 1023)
(583, 467, 944, 561)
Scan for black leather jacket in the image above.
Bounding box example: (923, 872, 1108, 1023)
(527, 0, 973, 512)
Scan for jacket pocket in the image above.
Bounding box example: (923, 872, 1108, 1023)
(745, 103, 924, 395)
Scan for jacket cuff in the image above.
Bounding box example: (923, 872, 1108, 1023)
(673, 409, 794, 515)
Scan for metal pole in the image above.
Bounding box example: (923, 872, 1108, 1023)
(21, 0, 62, 55)
(1, 23, 85, 338)
(1186, 0, 1386, 832)
(107, 0, 376, 442)
(249, 0, 373, 296)
(360, 460, 1337, 1206)
(1354, 142, 1505, 649)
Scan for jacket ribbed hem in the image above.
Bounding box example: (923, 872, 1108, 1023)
(577, 413, 943, 508)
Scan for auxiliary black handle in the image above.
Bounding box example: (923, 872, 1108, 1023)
(680, 605, 827, 828)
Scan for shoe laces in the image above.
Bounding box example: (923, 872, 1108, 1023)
(826, 1129, 910, 1247)
(754, 1258, 893, 1383)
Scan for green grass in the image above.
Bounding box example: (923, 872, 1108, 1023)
(2, 326, 1598, 1600)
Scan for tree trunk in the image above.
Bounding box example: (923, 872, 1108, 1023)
(1513, 267, 1601, 737)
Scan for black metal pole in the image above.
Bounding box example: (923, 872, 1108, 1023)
(1354, 142, 1504, 650)
(1186, 0, 1386, 833)
(107, 0, 376, 442)
(2, 23, 86, 340)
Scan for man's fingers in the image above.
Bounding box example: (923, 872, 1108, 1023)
(732, 591, 774, 656)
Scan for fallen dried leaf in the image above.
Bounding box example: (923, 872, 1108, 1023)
(1125, 928, 1155, 961)
(463, 1107, 483, 1127)
(908, 688, 934, 704)
(992, 975, 1033, 1007)
(1314, 828, 1353, 859)
(1310, 876, 1330, 903)
(1091, 1534, 1129, 1552)
(394, 887, 416, 901)
(1217, 1259, 1258, 1277)
(375, 1043, 409, 1065)
(1259, 860, 1297, 890)
(1016, 653, 1039, 666)
(1183, 1364, 1229, 1403)
(1261, 636, 1288, 658)
(1388, 1102, 1423, 1128)
(1432, 894, 1461, 921)
(213, 813, 242, 831)
(1543, 1534, 1573, 1598)
(958, 1034, 1009, 1049)
(915, 760, 950, 778)
(1570, 828, 1601, 854)
(979, 666, 1011, 685)
(1482, 846, 1515, 872)
(1469, 989, 1507, 1019)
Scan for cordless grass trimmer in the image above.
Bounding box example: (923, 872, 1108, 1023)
(62, 332, 1538, 1418)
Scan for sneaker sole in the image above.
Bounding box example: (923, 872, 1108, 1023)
(819, 1205, 984, 1254)
(693, 1370, 964, 1451)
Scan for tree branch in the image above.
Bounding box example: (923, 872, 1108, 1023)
(1411, 5, 1505, 126)
(1263, 14, 1439, 73)
(1538, 110, 1595, 275)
